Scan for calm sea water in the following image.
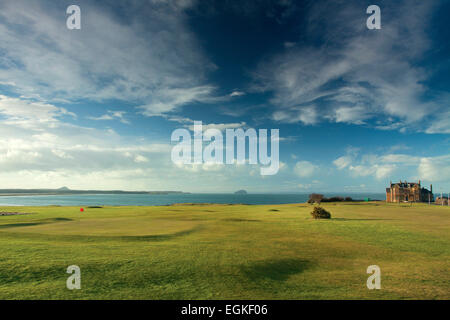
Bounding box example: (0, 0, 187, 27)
(0, 193, 385, 206)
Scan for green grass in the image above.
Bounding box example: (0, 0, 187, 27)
(0, 202, 449, 299)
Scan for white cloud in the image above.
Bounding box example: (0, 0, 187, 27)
(331, 106, 371, 125)
(388, 144, 411, 152)
(0, 95, 75, 129)
(333, 146, 360, 170)
(418, 155, 450, 182)
(0, 96, 169, 181)
(0, 0, 216, 116)
(333, 156, 352, 170)
(294, 160, 317, 177)
(51, 149, 73, 160)
(88, 111, 129, 124)
(188, 121, 246, 132)
(230, 90, 245, 97)
(425, 110, 450, 134)
(138, 86, 217, 117)
(134, 155, 149, 163)
(0, 96, 291, 191)
(272, 105, 318, 125)
(253, 0, 445, 132)
(345, 164, 396, 180)
(333, 150, 450, 182)
(379, 154, 420, 165)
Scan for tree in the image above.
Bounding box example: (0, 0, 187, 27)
(308, 193, 324, 204)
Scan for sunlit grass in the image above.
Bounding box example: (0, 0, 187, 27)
(0, 202, 448, 299)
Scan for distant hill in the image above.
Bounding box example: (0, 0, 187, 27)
(234, 190, 248, 195)
(58, 186, 70, 191)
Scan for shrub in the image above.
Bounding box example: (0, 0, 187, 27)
(310, 206, 331, 219)
(323, 196, 344, 202)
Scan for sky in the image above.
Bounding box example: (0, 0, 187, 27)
(0, 0, 449, 193)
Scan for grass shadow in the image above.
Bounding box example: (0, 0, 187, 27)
(341, 202, 381, 206)
(118, 226, 201, 241)
(241, 258, 312, 281)
(0, 218, 71, 229)
(1, 225, 202, 243)
(223, 218, 261, 222)
(43, 217, 73, 222)
(0, 222, 43, 229)
(332, 218, 396, 221)
(0, 212, 34, 216)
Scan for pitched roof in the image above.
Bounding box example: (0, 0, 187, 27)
(391, 181, 419, 188)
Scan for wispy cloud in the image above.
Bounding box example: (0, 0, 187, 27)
(0, 95, 76, 129)
(0, 0, 216, 116)
(187, 121, 247, 131)
(229, 90, 246, 97)
(425, 109, 450, 134)
(88, 110, 129, 124)
(253, 0, 446, 133)
(137, 86, 217, 117)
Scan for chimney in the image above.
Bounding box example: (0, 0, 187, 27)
(431, 184, 433, 194)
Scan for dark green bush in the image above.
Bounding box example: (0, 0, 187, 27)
(310, 206, 331, 219)
(323, 196, 344, 202)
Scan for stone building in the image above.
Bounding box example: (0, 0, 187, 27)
(386, 180, 434, 203)
(435, 197, 449, 206)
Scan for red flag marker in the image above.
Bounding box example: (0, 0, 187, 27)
(80, 208, 84, 212)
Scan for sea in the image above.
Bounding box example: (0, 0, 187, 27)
(0, 193, 385, 206)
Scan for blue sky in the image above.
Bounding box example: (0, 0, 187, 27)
(0, 0, 449, 193)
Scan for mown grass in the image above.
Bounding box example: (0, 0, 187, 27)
(0, 202, 448, 299)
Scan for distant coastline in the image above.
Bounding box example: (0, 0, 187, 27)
(0, 188, 187, 197)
